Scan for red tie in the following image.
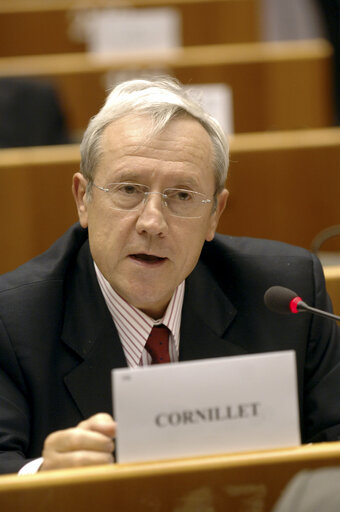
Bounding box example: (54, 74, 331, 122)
(145, 325, 170, 364)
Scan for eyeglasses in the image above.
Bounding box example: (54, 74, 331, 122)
(92, 182, 212, 218)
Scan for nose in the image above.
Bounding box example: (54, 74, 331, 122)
(135, 192, 168, 237)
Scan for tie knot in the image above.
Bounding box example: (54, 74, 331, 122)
(145, 324, 170, 364)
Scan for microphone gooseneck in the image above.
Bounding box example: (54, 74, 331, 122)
(264, 286, 340, 322)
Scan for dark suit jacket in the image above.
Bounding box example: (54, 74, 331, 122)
(1, 223, 340, 474)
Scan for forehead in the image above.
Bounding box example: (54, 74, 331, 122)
(98, 114, 215, 185)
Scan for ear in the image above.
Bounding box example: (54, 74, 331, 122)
(72, 172, 89, 228)
(205, 188, 229, 242)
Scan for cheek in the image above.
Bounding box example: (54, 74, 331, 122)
(177, 225, 209, 269)
(91, 221, 127, 253)
(88, 214, 109, 248)
(90, 209, 140, 259)
(87, 203, 128, 235)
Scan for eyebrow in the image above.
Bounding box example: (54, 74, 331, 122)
(108, 171, 202, 190)
(109, 171, 141, 182)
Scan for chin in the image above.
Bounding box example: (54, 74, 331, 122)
(133, 292, 170, 316)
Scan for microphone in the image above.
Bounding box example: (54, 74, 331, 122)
(264, 286, 340, 322)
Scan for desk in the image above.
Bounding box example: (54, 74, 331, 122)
(0, 39, 333, 136)
(0, 0, 260, 56)
(0, 443, 340, 511)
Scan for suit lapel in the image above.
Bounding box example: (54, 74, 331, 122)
(61, 242, 127, 419)
(60, 243, 247, 419)
(180, 261, 247, 361)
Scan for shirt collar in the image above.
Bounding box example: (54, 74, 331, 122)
(93, 262, 184, 367)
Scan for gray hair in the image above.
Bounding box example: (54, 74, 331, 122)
(80, 76, 229, 195)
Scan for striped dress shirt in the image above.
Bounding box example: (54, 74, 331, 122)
(94, 263, 184, 367)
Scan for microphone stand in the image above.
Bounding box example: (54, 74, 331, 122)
(296, 301, 340, 322)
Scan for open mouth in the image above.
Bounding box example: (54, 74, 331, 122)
(130, 254, 166, 264)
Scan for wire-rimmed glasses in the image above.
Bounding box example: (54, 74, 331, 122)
(92, 182, 213, 218)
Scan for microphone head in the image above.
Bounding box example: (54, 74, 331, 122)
(264, 286, 299, 314)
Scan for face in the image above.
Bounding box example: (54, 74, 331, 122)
(73, 114, 228, 319)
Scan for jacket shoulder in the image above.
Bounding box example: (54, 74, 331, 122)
(0, 223, 88, 293)
(200, 234, 322, 306)
(210, 233, 313, 259)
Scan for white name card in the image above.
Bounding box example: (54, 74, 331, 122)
(184, 83, 234, 135)
(112, 351, 300, 463)
(80, 8, 181, 53)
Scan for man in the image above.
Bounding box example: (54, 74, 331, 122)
(0, 77, 340, 475)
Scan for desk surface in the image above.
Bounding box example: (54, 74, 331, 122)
(1, 442, 340, 512)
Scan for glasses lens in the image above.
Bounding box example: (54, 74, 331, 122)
(109, 183, 147, 210)
(165, 189, 208, 218)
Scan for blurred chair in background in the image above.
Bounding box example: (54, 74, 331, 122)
(315, 0, 340, 124)
(0, 77, 69, 148)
